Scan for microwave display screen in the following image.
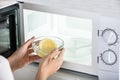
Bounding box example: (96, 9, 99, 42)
(0, 19, 10, 53)
(23, 9, 92, 66)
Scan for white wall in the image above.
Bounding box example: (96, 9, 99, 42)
(19, 0, 120, 18)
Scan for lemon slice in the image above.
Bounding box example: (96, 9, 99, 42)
(38, 38, 58, 57)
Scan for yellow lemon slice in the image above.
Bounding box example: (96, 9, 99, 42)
(38, 38, 58, 57)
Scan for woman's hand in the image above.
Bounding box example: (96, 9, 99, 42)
(35, 48, 65, 80)
(8, 37, 40, 72)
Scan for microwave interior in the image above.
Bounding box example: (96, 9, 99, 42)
(21, 3, 98, 76)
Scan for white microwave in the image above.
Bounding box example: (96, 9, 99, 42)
(18, 1, 120, 79)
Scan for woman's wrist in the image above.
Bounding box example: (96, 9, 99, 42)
(36, 70, 48, 80)
(8, 57, 15, 72)
(38, 75, 47, 80)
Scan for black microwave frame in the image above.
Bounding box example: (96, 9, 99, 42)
(0, 4, 20, 58)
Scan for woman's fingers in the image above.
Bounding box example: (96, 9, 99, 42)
(28, 48, 34, 54)
(25, 36, 35, 47)
(57, 48, 65, 59)
(29, 55, 41, 62)
(48, 49, 59, 59)
(48, 48, 65, 60)
(51, 49, 65, 70)
(28, 44, 32, 49)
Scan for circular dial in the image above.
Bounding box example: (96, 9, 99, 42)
(101, 49, 117, 65)
(101, 28, 118, 45)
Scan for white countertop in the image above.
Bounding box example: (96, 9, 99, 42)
(14, 63, 98, 80)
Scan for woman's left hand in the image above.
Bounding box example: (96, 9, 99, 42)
(8, 37, 40, 72)
(35, 48, 65, 80)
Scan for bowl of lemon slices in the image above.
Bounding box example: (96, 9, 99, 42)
(32, 36, 64, 57)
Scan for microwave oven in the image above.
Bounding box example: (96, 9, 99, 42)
(19, 2, 99, 75)
(18, 1, 120, 80)
(0, 4, 20, 58)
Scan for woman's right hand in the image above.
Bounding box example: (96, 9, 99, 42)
(35, 48, 65, 80)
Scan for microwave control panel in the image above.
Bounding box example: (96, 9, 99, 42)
(98, 16, 120, 80)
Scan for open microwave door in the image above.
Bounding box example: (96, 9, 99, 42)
(18, 2, 99, 76)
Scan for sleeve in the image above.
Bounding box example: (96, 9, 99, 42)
(0, 56, 14, 80)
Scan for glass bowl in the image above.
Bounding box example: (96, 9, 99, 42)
(32, 36, 64, 57)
